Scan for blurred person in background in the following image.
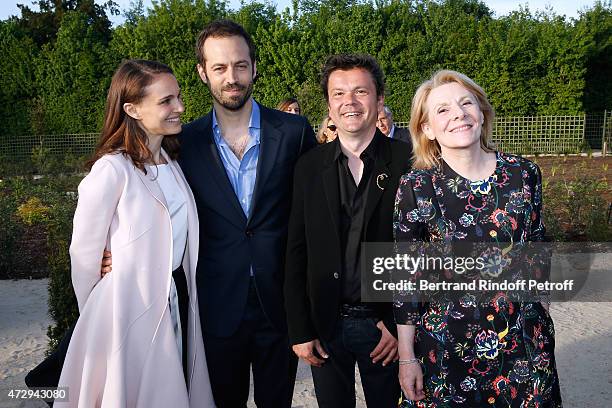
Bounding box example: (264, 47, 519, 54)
(377, 105, 411, 147)
(317, 115, 338, 144)
(277, 97, 301, 115)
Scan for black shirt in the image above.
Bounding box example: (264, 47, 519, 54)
(334, 135, 378, 304)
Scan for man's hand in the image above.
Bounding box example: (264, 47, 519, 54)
(292, 339, 328, 367)
(101, 250, 112, 277)
(370, 321, 398, 366)
(399, 362, 425, 401)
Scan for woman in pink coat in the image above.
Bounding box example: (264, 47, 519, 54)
(56, 60, 215, 407)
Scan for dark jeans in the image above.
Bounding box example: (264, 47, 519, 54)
(311, 316, 401, 408)
(202, 278, 298, 407)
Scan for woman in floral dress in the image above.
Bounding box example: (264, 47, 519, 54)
(394, 70, 562, 407)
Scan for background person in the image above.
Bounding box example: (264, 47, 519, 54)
(316, 115, 338, 144)
(277, 97, 301, 115)
(394, 70, 562, 407)
(377, 105, 411, 146)
(56, 59, 214, 407)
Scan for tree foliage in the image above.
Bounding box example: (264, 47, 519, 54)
(1, 0, 610, 135)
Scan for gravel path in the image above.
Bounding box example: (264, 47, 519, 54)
(1, 261, 610, 407)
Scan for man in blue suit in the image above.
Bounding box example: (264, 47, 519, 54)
(179, 20, 316, 407)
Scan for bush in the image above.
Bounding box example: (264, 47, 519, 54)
(543, 164, 611, 241)
(0, 180, 23, 278)
(31, 145, 58, 174)
(45, 189, 79, 348)
(16, 196, 50, 225)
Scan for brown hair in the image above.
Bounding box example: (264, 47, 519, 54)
(320, 53, 385, 102)
(195, 19, 256, 67)
(88, 59, 180, 172)
(409, 70, 495, 169)
(276, 97, 299, 112)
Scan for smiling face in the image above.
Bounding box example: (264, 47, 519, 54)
(197, 35, 255, 111)
(327, 68, 383, 140)
(422, 82, 484, 153)
(127, 73, 184, 138)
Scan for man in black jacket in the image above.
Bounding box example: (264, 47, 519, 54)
(284, 54, 412, 407)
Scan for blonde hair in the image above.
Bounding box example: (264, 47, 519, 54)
(317, 116, 337, 144)
(409, 70, 495, 169)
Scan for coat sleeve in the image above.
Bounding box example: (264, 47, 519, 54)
(69, 157, 124, 311)
(393, 173, 425, 326)
(284, 159, 317, 345)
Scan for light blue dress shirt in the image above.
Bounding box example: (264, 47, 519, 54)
(212, 100, 261, 218)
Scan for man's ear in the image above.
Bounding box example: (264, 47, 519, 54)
(422, 122, 435, 141)
(252, 61, 257, 81)
(123, 103, 140, 120)
(197, 63, 208, 84)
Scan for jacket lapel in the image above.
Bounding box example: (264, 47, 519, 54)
(247, 106, 281, 225)
(193, 114, 247, 224)
(322, 140, 342, 245)
(135, 162, 169, 212)
(364, 133, 392, 228)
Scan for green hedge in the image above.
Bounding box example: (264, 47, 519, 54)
(1, 0, 611, 137)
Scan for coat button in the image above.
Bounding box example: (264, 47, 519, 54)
(246, 230, 254, 237)
(333, 272, 339, 279)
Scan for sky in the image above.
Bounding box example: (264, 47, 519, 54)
(0, 0, 600, 24)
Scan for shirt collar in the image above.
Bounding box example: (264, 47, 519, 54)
(212, 99, 261, 144)
(333, 131, 380, 163)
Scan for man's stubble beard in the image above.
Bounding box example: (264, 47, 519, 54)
(209, 79, 254, 112)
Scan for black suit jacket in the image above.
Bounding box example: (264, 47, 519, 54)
(393, 126, 412, 147)
(179, 105, 316, 337)
(284, 131, 412, 345)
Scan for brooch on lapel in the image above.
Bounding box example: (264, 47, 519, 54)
(376, 173, 389, 191)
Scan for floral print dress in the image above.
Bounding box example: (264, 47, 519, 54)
(394, 152, 562, 407)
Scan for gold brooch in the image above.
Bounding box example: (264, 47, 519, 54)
(376, 173, 389, 190)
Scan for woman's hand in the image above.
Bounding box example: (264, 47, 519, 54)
(101, 250, 112, 277)
(397, 324, 425, 401)
(399, 362, 425, 401)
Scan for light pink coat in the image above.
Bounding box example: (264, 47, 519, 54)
(56, 151, 215, 408)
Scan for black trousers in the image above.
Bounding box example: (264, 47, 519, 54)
(202, 278, 298, 407)
(311, 315, 401, 408)
(172, 265, 189, 382)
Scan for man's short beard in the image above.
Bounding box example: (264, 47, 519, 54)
(210, 81, 254, 111)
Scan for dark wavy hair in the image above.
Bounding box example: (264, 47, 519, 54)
(320, 53, 385, 102)
(87, 59, 180, 173)
(195, 19, 256, 67)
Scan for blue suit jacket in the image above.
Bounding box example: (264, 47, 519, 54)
(179, 105, 316, 337)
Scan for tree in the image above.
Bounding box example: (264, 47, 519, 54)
(577, 1, 612, 111)
(0, 21, 38, 137)
(35, 11, 114, 133)
(15, 0, 118, 46)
